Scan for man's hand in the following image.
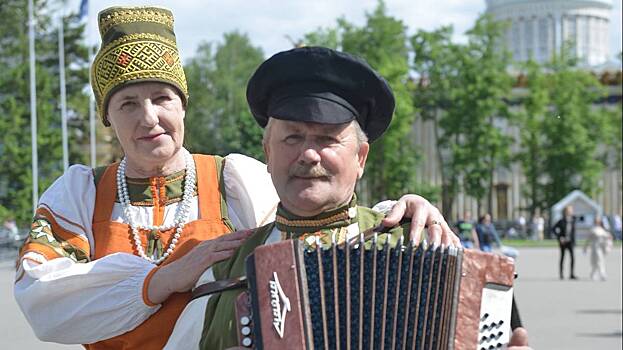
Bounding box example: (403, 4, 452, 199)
(508, 327, 532, 349)
(381, 194, 460, 247)
(147, 229, 253, 304)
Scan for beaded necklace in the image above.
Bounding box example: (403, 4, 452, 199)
(116, 150, 196, 264)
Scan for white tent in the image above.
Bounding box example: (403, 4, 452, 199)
(551, 190, 603, 239)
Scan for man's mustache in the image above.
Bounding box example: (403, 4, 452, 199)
(289, 163, 331, 178)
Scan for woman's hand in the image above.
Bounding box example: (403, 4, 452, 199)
(147, 229, 253, 304)
(381, 194, 460, 247)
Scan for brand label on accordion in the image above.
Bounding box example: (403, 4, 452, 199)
(269, 271, 291, 338)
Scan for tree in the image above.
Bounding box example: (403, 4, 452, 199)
(0, 0, 90, 224)
(514, 59, 549, 220)
(184, 32, 265, 160)
(411, 15, 513, 218)
(539, 50, 611, 209)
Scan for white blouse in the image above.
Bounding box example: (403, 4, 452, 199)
(13, 152, 279, 344)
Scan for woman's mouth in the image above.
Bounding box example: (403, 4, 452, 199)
(138, 133, 165, 141)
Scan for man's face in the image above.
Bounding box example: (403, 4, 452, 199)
(565, 206, 574, 217)
(107, 82, 185, 165)
(264, 119, 369, 217)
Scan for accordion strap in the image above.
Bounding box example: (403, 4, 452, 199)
(191, 276, 248, 301)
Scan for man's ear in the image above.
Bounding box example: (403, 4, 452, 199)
(356, 142, 369, 179)
(263, 142, 271, 174)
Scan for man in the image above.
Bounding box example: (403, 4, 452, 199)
(166, 46, 530, 350)
(456, 210, 480, 249)
(552, 205, 577, 279)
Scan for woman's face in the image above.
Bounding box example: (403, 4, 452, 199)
(107, 82, 185, 166)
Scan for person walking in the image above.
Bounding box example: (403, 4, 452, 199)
(583, 216, 612, 281)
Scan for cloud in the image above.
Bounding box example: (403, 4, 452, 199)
(70, 0, 623, 60)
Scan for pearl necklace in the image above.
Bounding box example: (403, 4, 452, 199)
(116, 150, 196, 264)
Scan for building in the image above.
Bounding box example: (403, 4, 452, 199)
(551, 190, 602, 239)
(412, 2, 621, 227)
(413, 75, 621, 226)
(486, 0, 613, 66)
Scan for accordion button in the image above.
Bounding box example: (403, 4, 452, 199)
(242, 337, 253, 347)
(242, 326, 251, 336)
(240, 316, 251, 326)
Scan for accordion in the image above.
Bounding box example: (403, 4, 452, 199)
(230, 235, 515, 350)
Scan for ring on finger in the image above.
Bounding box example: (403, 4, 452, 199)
(429, 220, 442, 226)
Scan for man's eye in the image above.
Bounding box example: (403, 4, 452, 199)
(318, 136, 338, 145)
(283, 135, 303, 144)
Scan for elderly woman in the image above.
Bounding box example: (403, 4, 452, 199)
(14, 6, 456, 350)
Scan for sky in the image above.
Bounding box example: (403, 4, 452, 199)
(67, 0, 622, 63)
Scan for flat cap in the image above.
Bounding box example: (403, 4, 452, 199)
(246, 46, 395, 142)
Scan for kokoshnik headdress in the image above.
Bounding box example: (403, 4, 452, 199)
(91, 6, 189, 126)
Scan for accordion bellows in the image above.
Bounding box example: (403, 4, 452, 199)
(238, 238, 515, 350)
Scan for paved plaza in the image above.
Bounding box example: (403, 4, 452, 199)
(0, 246, 621, 349)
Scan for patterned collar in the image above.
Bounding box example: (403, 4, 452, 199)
(119, 169, 194, 206)
(275, 196, 358, 245)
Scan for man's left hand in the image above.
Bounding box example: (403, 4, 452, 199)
(381, 194, 460, 247)
(508, 327, 532, 349)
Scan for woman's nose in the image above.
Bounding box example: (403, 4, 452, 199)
(140, 100, 159, 127)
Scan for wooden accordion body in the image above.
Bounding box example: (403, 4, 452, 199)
(235, 238, 515, 350)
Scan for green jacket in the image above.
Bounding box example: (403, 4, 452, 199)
(199, 206, 408, 350)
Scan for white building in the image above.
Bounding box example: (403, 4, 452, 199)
(486, 0, 613, 66)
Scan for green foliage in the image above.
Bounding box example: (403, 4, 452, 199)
(514, 60, 549, 217)
(0, 0, 90, 225)
(515, 46, 618, 214)
(538, 51, 609, 209)
(184, 32, 266, 161)
(411, 14, 513, 217)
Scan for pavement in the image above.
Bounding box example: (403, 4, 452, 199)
(0, 246, 621, 349)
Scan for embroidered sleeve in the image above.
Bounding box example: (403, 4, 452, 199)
(14, 253, 158, 343)
(13, 165, 160, 344)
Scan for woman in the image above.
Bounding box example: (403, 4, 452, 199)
(584, 216, 612, 281)
(14, 6, 456, 350)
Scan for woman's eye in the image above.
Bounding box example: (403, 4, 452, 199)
(120, 101, 137, 110)
(154, 95, 171, 104)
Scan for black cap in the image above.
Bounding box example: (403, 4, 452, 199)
(246, 46, 395, 142)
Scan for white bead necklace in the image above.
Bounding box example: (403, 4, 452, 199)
(116, 150, 196, 264)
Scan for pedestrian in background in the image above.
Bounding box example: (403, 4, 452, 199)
(476, 213, 495, 252)
(531, 211, 544, 241)
(456, 210, 480, 249)
(583, 216, 612, 281)
(612, 214, 622, 240)
(552, 205, 577, 280)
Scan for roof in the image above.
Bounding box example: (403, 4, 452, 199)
(551, 190, 603, 215)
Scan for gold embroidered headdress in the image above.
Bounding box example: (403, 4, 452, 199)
(91, 6, 189, 126)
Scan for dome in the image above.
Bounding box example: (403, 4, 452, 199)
(486, 0, 613, 10)
(485, 0, 613, 66)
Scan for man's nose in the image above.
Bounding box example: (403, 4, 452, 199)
(298, 143, 322, 164)
(140, 100, 159, 127)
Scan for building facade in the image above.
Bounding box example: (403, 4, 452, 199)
(413, 81, 622, 226)
(486, 0, 613, 66)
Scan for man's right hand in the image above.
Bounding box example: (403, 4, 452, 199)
(147, 229, 253, 304)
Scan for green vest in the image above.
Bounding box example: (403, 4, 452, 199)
(199, 206, 408, 350)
